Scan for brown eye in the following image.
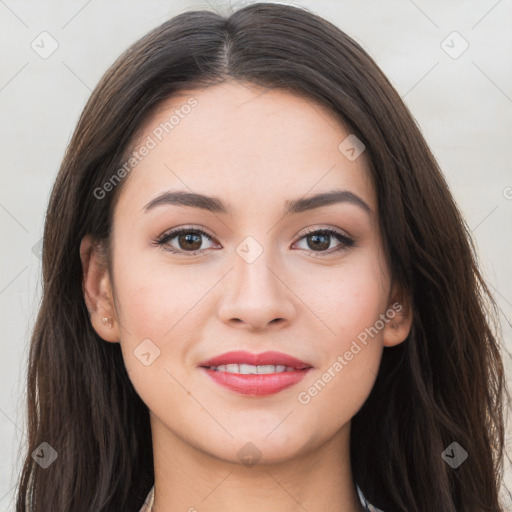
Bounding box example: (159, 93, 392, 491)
(305, 232, 331, 251)
(176, 232, 203, 251)
(294, 228, 354, 256)
(155, 227, 217, 254)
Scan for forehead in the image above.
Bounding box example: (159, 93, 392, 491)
(114, 81, 375, 220)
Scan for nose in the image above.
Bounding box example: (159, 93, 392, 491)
(217, 248, 297, 332)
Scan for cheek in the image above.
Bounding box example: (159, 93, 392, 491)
(112, 260, 194, 410)
(111, 252, 216, 389)
(294, 255, 387, 412)
(310, 257, 389, 344)
(112, 249, 208, 338)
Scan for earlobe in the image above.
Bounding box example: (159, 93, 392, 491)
(382, 292, 413, 348)
(79, 234, 120, 343)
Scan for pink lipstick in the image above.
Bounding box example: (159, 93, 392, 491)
(198, 350, 312, 396)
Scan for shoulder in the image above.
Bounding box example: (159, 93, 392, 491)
(139, 484, 384, 512)
(356, 484, 387, 512)
(139, 485, 154, 512)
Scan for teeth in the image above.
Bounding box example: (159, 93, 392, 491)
(239, 363, 256, 374)
(257, 365, 276, 374)
(209, 364, 297, 374)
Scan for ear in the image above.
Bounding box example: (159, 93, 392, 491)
(382, 284, 413, 347)
(79, 234, 120, 343)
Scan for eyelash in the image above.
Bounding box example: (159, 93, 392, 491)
(153, 226, 355, 258)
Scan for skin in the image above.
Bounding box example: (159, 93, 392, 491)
(81, 81, 412, 512)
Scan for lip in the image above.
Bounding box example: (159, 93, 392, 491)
(199, 350, 312, 396)
(199, 350, 312, 369)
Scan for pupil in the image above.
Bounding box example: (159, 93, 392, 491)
(180, 233, 201, 250)
(309, 234, 329, 251)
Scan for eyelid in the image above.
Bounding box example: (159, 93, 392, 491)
(296, 224, 352, 239)
(154, 224, 215, 242)
(155, 224, 351, 242)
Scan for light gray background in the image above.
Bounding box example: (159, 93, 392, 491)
(1, 0, 511, 510)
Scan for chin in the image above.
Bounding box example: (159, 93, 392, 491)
(199, 430, 316, 467)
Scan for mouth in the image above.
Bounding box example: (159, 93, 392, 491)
(198, 351, 313, 396)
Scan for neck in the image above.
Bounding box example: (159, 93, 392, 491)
(150, 414, 365, 512)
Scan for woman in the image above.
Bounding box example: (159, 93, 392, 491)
(16, 3, 509, 511)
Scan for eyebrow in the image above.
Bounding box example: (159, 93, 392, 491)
(142, 189, 372, 216)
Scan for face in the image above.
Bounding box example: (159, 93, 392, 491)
(82, 81, 411, 465)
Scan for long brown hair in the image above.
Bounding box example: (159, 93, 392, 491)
(15, 3, 510, 511)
